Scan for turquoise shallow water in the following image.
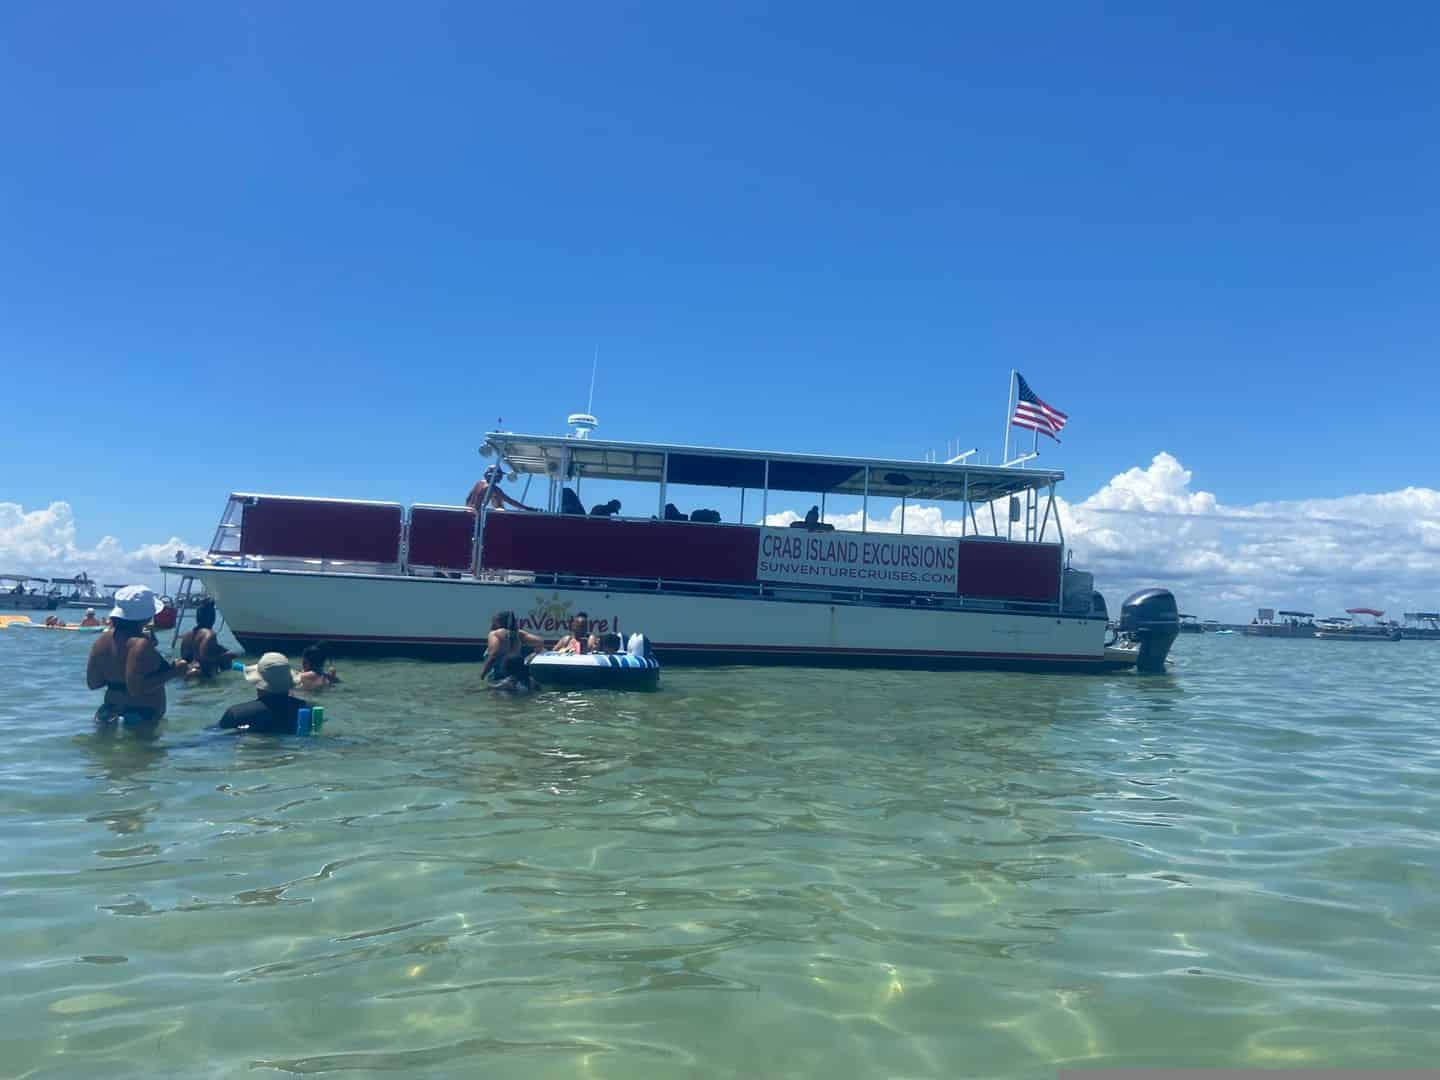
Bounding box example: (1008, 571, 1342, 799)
(1, 629, 1438, 1078)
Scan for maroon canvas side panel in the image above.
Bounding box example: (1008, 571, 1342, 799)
(240, 499, 403, 563)
(407, 507, 476, 570)
(482, 514, 760, 583)
(957, 540, 1061, 602)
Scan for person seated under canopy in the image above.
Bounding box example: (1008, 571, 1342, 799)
(788, 506, 834, 531)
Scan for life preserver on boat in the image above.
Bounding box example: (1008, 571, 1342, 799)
(528, 634, 660, 691)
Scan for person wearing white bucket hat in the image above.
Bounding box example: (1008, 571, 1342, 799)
(219, 652, 309, 735)
(85, 585, 193, 725)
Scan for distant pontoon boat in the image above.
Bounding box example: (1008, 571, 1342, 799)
(1401, 612, 1440, 641)
(1244, 609, 1316, 638)
(1314, 609, 1402, 641)
(0, 575, 60, 611)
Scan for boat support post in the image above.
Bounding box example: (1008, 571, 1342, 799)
(861, 467, 869, 532)
(1038, 481, 1055, 542)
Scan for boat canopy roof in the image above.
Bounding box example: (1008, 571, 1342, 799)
(1277, 610, 1314, 617)
(0, 573, 46, 582)
(1346, 607, 1384, 617)
(1404, 611, 1440, 619)
(481, 431, 1064, 502)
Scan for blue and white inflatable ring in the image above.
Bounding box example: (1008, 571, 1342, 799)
(529, 634, 660, 691)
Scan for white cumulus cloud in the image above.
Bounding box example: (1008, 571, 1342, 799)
(0, 502, 197, 589)
(769, 453, 1440, 621)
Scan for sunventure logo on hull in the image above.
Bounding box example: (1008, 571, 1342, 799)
(521, 592, 620, 635)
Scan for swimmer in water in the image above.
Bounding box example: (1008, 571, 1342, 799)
(294, 642, 340, 692)
(481, 610, 544, 692)
(219, 653, 310, 734)
(178, 598, 234, 677)
(86, 585, 192, 725)
(79, 608, 101, 627)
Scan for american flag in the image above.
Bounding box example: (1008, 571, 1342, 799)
(1012, 373, 1068, 441)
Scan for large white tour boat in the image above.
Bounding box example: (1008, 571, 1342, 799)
(165, 421, 1179, 673)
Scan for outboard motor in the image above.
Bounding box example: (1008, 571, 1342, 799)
(1119, 588, 1179, 674)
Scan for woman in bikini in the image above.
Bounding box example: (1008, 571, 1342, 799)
(86, 586, 192, 725)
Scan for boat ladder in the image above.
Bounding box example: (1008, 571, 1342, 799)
(167, 513, 240, 649)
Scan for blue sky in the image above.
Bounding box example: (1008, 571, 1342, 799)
(3, 2, 1439, 616)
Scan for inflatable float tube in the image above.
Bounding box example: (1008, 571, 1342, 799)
(9, 621, 104, 633)
(529, 651, 660, 691)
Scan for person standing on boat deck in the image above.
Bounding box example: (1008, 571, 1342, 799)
(86, 585, 192, 725)
(467, 466, 538, 513)
(481, 610, 545, 686)
(179, 599, 234, 678)
(553, 612, 591, 654)
(219, 653, 309, 734)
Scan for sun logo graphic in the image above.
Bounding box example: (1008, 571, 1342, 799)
(524, 592, 573, 633)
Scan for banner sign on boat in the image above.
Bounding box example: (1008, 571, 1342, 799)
(756, 528, 958, 593)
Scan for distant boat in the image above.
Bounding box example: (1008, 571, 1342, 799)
(1177, 613, 1205, 634)
(1401, 612, 1440, 641)
(49, 574, 118, 611)
(1212, 628, 1234, 635)
(0, 575, 60, 611)
(1243, 608, 1316, 638)
(1315, 608, 1402, 642)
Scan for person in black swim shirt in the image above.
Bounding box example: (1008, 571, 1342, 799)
(219, 653, 309, 734)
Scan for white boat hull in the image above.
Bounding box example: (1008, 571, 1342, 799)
(177, 565, 1135, 672)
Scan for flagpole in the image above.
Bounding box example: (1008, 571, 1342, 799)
(1001, 370, 1016, 465)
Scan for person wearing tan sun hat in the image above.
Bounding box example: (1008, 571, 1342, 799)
(218, 653, 308, 735)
